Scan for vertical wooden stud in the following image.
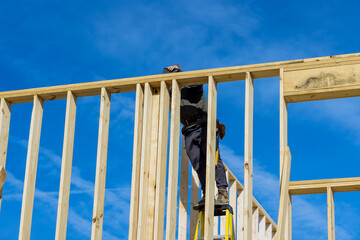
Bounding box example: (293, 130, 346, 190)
(327, 186, 335, 240)
(252, 207, 259, 240)
(214, 184, 219, 235)
(189, 168, 200, 239)
(279, 68, 292, 239)
(165, 79, 181, 240)
(229, 180, 237, 239)
(145, 87, 161, 238)
(129, 84, 144, 240)
(237, 188, 244, 240)
(259, 215, 266, 239)
(244, 72, 254, 240)
(19, 95, 44, 240)
(137, 83, 153, 240)
(55, 91, 77, 240)
(178, 136, 189, 240)
(204, 76, 217, 240)
(276, 147, 292, 240)
(266, 223, 274, 240)
(91, 88, 111, 240)
(153, 81, 170, 240)
(0, 98, 11, 210)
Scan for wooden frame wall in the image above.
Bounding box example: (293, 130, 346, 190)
(277, 56, 360, 240)
(1, 52, 359, 239)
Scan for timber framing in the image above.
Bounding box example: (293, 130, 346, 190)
(1, 53, 360, 104)
(289, 177, 360, 195)
(2, 52, 360, 240)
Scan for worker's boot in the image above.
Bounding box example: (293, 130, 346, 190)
(193, 194, 206, 210)
(215, 188, 229, 205)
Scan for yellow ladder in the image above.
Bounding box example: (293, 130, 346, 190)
(194, 204, 235, 240)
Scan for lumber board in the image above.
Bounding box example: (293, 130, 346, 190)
(55, 91, 77, 240)
(145, 87, 160, 239)
(0, 98, 11, 210)
(1, 53, 360, 104)
(229, 180, 237, 239)
(153, 81, 170, 240)
(137, 83, 153, 240)
(259, 214, 266, 239)
(165, 79, 181, 240)
(0, 167, 7, 190)
(327, 187, 335, 240)
(189, 168, 200, 240)
(284, 62, 360, 102)
(19, 95, 44, 240)
(237, 189, 244, 240)
(244, 72, 254, 240)
(252, 207, 259, 240)
(91, 88, 111, 240)
(128, 84, 144, 240)
(266, 223, 274, 240)
(276, 147, 291, 240)
(289, 177, 360, 195)
(204, 76, 217, 240)
(178, 137, 189, 240)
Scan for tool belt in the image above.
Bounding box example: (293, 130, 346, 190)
(182, 117, 207, 132)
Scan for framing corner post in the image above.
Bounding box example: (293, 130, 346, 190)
(0, 167, 7, 190)
(276, 147, 292, 240)
(19, 95, 44, 240)
(0, 98, 11, 211)
(91, 88, 111, 240)
(55, 91, 77, 240)
(204, 75, 217, 240)
(129, 84, 144, 240)
(165, 79, 181, 240)
(244, 72, 254, 240)
(327, 186, 335, 240)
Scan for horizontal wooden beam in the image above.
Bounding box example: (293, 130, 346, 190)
(1, 53, 360, 104)
(289, 177, 360, 195)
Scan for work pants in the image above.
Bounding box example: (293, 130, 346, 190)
(182, 122, 228, 194)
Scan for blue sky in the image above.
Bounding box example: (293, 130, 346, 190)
(1, 0, 360, 239)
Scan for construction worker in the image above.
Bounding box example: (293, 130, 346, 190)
(163, 64, 229, 209)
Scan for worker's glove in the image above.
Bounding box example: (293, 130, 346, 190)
(217, 122, 226, 140)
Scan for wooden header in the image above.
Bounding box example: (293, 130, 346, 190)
(284, 61, 360, 102)
(1, 53, 360, 104)
(289, 177, 360, 195)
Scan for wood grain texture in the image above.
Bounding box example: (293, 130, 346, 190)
(19, 95, 44, 240)
(137, 83, 153, 240)
(2, 53, 360, 104)
(252, 207, 259, 240)
(165, 79, 181, 240)
(145, 88, 160, 239)
(0, 98, 11, 210)
(0, 167, 7, 189)
(276, 147, 291, 240)
(204, 76, 217, 240)
(178, 136, 189, 240)
(189, 168, 200, 240)
(128, 84, 144, 240)
(153, 81, 170, 240)
(91, 88, 111, 240)
(244, 72, 254, 240)
(55, 91, 77, 240)
(327, 187, 335, 240)
(289, 177, 360, 195)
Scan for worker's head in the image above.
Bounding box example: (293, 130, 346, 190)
(163, 64, 182, 74)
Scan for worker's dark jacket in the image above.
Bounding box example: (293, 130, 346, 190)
(163, 65, 228, 192)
